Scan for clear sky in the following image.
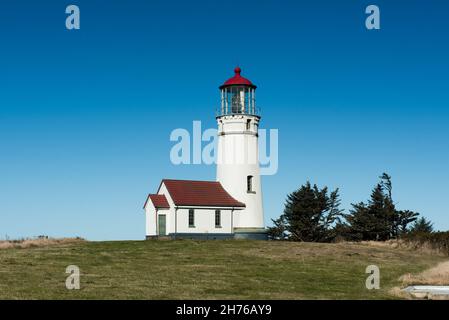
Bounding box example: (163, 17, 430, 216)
(1, 0, 448, 240)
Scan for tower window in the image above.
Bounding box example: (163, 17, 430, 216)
(188, 209, 195, 227)
(247, 176, 254, 193)
(246, 119, 251, 131)
(215, 210, 221, 228)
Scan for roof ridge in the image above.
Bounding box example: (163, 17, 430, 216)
(162, 178, 219, 183)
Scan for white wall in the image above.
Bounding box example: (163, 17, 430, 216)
(145, 201, 156, 236)
(216, 114, 265, 229)
(175, 208, 233, 234)
(144, 183, 175, 237)
(145, 181, 239, 236)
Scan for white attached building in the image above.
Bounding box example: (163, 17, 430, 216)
(144, 179, 245, 239)
(144, 67, 267, 240)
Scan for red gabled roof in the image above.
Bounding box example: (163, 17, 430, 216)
(220, 67, 256, 89)
(160, 179, 245, 208)
(144, 194, 170, 209)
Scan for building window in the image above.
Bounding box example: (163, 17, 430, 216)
(188, 209, 195, 228)
(247, 175, 254, 193)
(246, 119, 251, 130)
(215, 210, 221, 228)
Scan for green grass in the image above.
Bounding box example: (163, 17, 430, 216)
(0, 240, 445, 299)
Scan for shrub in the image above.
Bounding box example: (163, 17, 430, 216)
(402, 231, 449, 256)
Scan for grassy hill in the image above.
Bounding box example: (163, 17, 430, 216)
(0, 240, 445, 299)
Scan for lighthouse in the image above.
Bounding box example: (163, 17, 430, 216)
(216, 67, 267, 239)
(143, 67, 267, 240)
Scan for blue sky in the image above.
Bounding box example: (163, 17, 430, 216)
(1, 0, 448, 240)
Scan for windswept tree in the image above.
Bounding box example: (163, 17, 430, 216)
(344, 173, 419, 241)
(279, 182, 343, 242)
(344, 184, 393, 241)
(409, 217, 434, 234)
(396, 210, 420, 235)
(270, 174, 423, 242)
(379, 173, 419, 237)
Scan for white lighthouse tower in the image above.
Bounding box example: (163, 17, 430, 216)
(216, 67, 267, 240)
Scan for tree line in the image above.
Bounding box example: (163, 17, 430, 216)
(268, 173, 434, 242)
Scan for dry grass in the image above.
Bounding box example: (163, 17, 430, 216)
(399, 261, 449, 286)
(0, 237, 85, 250)
(361, 240, 402, 249)
(389, 259, 449, 299)
(361, 240, 448, 256)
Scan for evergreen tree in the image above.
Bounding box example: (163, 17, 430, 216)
(396, 210, 419, 235)
(344, 202, 372, 240)
(380, 173, 398, 237)
(323, 189, 345, 240)
(282, 182, 343, 242)
(380, 173, 392, 199)
(409, 217, 434, 234)
(345, 183, 394, 241)
(344, 173, 421, 241)
(272, 173, 422, 242)
(267, 216, 288, 240)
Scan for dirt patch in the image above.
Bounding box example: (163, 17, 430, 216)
(400, 261, 449, 286)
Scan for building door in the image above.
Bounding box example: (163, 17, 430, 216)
(158, 215, 166, 236)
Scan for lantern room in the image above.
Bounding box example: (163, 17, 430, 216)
(218, 67, 258, 116)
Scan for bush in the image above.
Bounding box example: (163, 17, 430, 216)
(402, 231, 449, 256)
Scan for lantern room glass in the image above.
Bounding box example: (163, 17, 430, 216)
(220, 86, 257, 116)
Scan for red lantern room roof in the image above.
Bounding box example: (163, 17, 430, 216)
(220, 67, 257, 89)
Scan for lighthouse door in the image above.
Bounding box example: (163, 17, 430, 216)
(158, 215, 166, 236)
